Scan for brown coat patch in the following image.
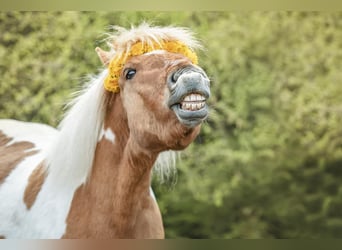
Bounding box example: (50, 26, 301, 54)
(0, 131, 38, 185)
(0, 235, 5, 239)
(23, 161, 47, 209)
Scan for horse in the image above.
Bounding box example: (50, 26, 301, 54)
(0, 23, 210, 239)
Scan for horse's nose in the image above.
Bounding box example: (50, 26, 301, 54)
(168, 66, 210, 91)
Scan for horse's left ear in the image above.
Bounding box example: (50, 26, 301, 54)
(95, 47, 111, 66)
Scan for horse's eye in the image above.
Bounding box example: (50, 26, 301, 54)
(125, 68, 136, 80)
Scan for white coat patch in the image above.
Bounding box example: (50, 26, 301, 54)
(99, 127, 116, 144)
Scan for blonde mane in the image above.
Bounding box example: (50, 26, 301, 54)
(105, 23, 203, 60)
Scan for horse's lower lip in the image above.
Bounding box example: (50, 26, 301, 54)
(171, 103, 208, 127)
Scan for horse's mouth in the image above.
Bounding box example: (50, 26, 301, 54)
(170, 92, 209, 128)
(167, 66, 210, 128)
(179, 93, 206, 111)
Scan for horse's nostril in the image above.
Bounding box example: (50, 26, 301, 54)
(171, 72, 178, 83)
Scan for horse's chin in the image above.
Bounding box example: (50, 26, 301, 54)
(170, 103, 209, 128)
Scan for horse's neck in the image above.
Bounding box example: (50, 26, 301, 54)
(63, 96, 162, 238)
(98, 95, 158, 201)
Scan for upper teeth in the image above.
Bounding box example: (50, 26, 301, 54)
(180, 93, 206, 111)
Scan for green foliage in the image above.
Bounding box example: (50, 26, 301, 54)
(1, 11, 342, 238)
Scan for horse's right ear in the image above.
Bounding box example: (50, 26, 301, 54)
(95, 47, 111, 66)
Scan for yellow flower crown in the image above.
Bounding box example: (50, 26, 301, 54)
(104, 40, 198, 93)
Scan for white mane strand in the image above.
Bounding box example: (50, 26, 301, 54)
(46, 70, 107, 185)
(153, 150, 178, 185)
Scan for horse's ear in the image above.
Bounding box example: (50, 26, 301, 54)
(95, 47, 111, 66)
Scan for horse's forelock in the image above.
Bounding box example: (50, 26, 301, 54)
(105, 23, 203, 57)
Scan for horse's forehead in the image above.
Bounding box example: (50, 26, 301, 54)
(129, 51, 192, 70)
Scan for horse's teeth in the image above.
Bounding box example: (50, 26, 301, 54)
(180, 101, 205, 111)
(196, 95, 203, 101)
(182, 93, 205, 102)
(180, 93, 206, 111)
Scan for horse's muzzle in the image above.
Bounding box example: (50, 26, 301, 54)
(167, 66, 210, 128)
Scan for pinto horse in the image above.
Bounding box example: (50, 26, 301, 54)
(0, 24, 210, 239)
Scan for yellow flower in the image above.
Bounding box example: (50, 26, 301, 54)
(104, 40, 198, 93)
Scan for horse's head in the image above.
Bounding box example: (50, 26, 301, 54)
(99, 25, 210, 152)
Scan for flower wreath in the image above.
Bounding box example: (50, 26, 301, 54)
(104, 40, 198, 93)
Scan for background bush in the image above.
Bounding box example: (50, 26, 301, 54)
(1, 11, 342, 238)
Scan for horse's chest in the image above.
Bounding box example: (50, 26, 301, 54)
(62, 189, 164, 239)
(133, 198, 165, 239)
